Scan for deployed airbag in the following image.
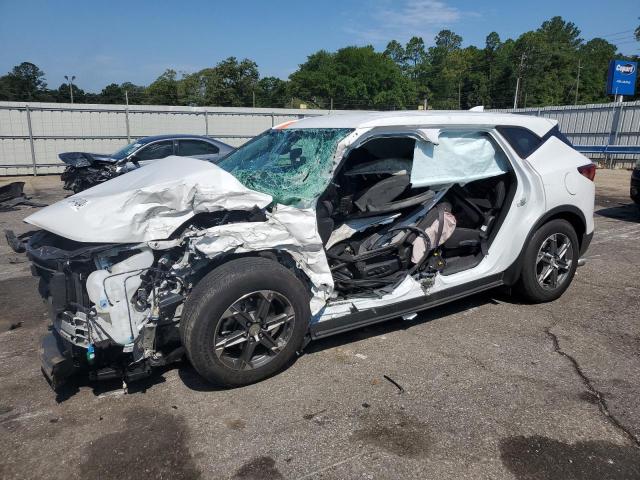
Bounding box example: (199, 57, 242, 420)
(410, 132, 509, 188)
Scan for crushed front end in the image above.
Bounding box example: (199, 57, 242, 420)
(25, 230, 194, 389)
(58, 152, 120, 193)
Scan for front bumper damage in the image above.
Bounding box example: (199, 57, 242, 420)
(11, 229, 159, 389)
(12, 157, 334, 390)
(40, 329, 76, 390)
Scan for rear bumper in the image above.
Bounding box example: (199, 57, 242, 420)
(580, 230, 593, 257)
(40, 329, 77, 390)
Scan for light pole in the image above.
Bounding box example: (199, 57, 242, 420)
(64, 75, 76, 104)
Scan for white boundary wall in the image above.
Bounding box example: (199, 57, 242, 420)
(1, 100, 638, 175)
(0, 102, 343, 175)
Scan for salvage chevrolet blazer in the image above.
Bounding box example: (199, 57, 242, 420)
(11, 111, 596, 389)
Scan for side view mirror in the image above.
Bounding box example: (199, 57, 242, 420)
(127, 155, 141, 168)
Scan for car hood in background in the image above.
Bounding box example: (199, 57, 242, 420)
(25, 156, 273, 243)
(58, 152, 117, 167)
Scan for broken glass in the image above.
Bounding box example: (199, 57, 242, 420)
(218, 128, 353, 206)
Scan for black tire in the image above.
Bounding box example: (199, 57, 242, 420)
(516, 219, 579, 303)
(180, 257, 310, 387)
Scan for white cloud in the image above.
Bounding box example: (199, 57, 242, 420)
(344, 0, 470, 45)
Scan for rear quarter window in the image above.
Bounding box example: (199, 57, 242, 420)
(496, 126, 542, 159)
(497, 125, 573, 159)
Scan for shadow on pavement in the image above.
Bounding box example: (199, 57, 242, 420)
(595, 203, 640, 223)
(500, 435, 640, 480)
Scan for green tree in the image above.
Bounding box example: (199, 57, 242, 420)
(0, 62, 48, 101)
(145, 69, 180, 105)
(577, 38, 617, 103)
(98, 83, 124, 103)
(384, 40, 406, 67)
(289, 46, 415, 110)
(55, 82, 86, 103)
(177, 57, 259, 107)
(256, 77, 288, 107)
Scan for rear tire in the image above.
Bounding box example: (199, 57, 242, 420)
(180, 257, 310, 387)
(516, 219, 579, 303)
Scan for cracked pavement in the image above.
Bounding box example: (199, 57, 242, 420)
(0, 170, 639, 479)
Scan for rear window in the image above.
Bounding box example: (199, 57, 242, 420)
(496, 126, 542, 158)
(497, 125, 573, 159)
(547, 125, 573, 148)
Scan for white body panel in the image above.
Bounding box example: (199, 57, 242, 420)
(525, 137, 595, 235)
(25, 156, 273, 243)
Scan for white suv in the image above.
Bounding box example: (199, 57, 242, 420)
(17, 111, 595, 389)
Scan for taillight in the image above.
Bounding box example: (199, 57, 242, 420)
(577, 163, 596, 181)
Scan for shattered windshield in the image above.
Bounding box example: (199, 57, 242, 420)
(218, 128, 352, 206)
(111, 141, 143, 160)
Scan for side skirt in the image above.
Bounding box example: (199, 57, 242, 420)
(310, 273, 504, 340)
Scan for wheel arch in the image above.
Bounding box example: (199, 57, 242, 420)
(191, 249, 314, 298)
(503, 205, 587, 286)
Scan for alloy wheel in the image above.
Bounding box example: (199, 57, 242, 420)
(212, 290, 296, 371)
(535, 233, 574, 291)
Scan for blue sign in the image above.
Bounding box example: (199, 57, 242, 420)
(606, 60, 637, 96)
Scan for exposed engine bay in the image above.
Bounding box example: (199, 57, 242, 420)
(26, 209, 270, 387)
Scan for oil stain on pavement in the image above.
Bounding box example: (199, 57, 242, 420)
(351, 409, 431, 458)
(79, 407, 200, 479)
(500, 435, 640, 480)
(233, 456, 283, 479)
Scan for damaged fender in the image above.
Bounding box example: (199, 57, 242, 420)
(191, 205, 334, 314)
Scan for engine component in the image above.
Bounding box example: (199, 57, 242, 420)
(85, 248, 154, 345)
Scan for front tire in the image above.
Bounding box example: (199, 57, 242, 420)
(180, 257, 310, 387)
(516, 219, 579, 303)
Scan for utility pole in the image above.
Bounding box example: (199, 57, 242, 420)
(458, 81, 462, 110)
(513, 53, 526, 109)
(574, 58, 582, 105)
(330, 97, 333, 112)
(124, 90, 131, 143)
(423, 97, 427, 110)
(64, 75, 76, 104)
(252, 90, 256, 108)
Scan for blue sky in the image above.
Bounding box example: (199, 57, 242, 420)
(1, 0, 638, 92)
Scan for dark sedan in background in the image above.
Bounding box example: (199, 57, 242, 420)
(60, 134, 235, 193)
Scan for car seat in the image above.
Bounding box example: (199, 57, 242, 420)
(326, 184, 454, 295)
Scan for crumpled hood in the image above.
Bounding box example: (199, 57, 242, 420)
(58, 152, 117, 168)
(25, 156, 273, 243)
